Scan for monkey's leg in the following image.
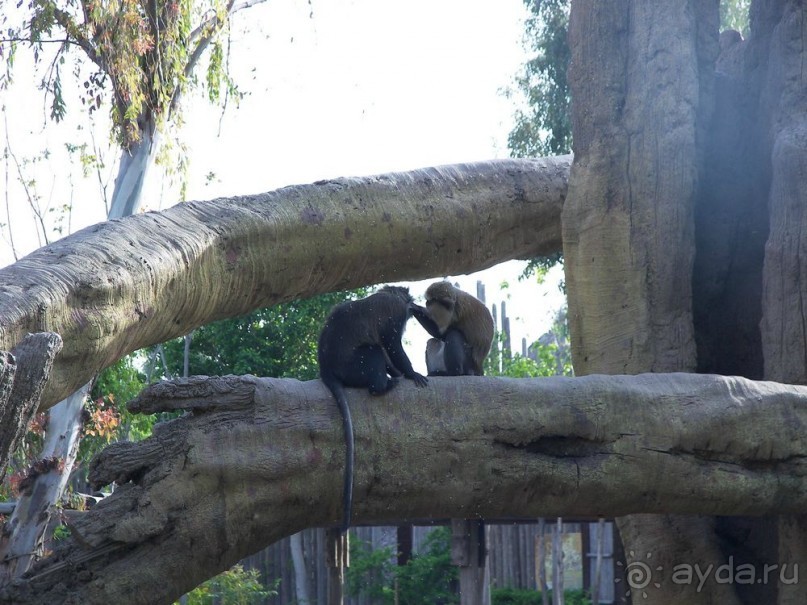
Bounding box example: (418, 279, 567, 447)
(351, 345, 399, 394)
(443, 328, 473, 376)
(383, 336, 428, 387)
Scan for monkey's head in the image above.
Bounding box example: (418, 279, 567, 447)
(379, 285, 414, 305)
(424, 281, 458, 334)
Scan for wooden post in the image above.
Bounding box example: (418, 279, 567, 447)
(536, 518, 548, 605)
(325, 529, 348, 605)
(451, 519, 490, 605)
(551, 518, 564, 605)
(591, 519, 605, 605)
(397, 524, 413, 566)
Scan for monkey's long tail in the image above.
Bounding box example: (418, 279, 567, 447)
(322, 376, 354, 533)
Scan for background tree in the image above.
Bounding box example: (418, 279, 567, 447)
(1, 0, 265, 217)
(158, 291, 364, 381)
(507, 0, 572, 159)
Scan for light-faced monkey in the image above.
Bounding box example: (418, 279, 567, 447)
(411, 281, 494, 376)
(318, 286, 428, 531)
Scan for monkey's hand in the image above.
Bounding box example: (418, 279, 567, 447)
(408, 372, 429, 388)
(408, 303, 442, 338)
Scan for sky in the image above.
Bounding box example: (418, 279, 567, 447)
(0, 0, 566, 370)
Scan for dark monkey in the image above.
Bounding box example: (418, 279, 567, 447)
(318, 286, 428, 530)
(411, 281, 494, 376)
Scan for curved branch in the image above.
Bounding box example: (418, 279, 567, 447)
(5, 372, 807, 604)
(0, 157, 569, 411)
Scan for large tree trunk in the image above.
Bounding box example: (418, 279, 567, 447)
(2, 372, 806, 605)
(566, 0, 807, 603)
(563, 1, 743, 604)
(753, 2, 807, 604)
(693, 2, 807, 604)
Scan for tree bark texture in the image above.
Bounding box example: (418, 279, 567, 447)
(0, 333, 62, 483)
(567, 0, 807, 603)
(564, 1, 745, 604)
(750, 3, 807, 603)
(3, 372, 807, 604)
(758, 0, 807, 385)
(0, 157, 569, 415)
(564, 0, 716, 376)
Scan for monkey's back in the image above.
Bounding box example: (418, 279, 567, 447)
(455, 291, 495, 373)
(318, 290, 409, 377)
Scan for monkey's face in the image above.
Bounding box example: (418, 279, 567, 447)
(425, 296, 455, 334)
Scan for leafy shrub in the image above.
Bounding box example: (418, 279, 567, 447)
(492, 587, 591, 605)
(347, 526, 458, 605)
(177, 565, 277, 605)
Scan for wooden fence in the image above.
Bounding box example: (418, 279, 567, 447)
(240, 521, 615, 604)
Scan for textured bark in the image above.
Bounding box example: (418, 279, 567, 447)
(754, 2, 807, 603)
(564, 0, 714, 375)
(0, 157, 569, 414)
(0, 333, 63, 483)
(564, 1, 734, 604)
(759, 0, 807, 385)
(3, 372, 807, 605)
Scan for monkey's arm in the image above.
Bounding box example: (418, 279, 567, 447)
(382, 329, 428, 387)
(409, 303, 443, 338)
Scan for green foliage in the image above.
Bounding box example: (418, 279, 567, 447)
(507, 0, 571, 158)
(720, 0, 750, 36)
(500, 352, 552, 378)
(158, 290, 365, 380)
(492, 587, 590, 605)
(51, 524, 71, 541)
(345, 539, 396, 603)
(83, 355, 151, 461)
(177, 564, 277, 605)
(519, 253, 563, 285)
(347, 526, 458, 605)
(396, 527, 458, 605)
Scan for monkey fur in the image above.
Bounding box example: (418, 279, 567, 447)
(318, 285, 428, 530)
(411, 281, 494, 376)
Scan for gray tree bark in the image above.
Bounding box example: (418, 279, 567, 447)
(2, 372, 806, 604)
(0, 333, 63, 478)
(566, 0, 807, 603)
(564, 3, 728, 603)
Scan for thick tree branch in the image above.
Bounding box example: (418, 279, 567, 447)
(0, 157, 569, 412)
(3, 372, 806, 604)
